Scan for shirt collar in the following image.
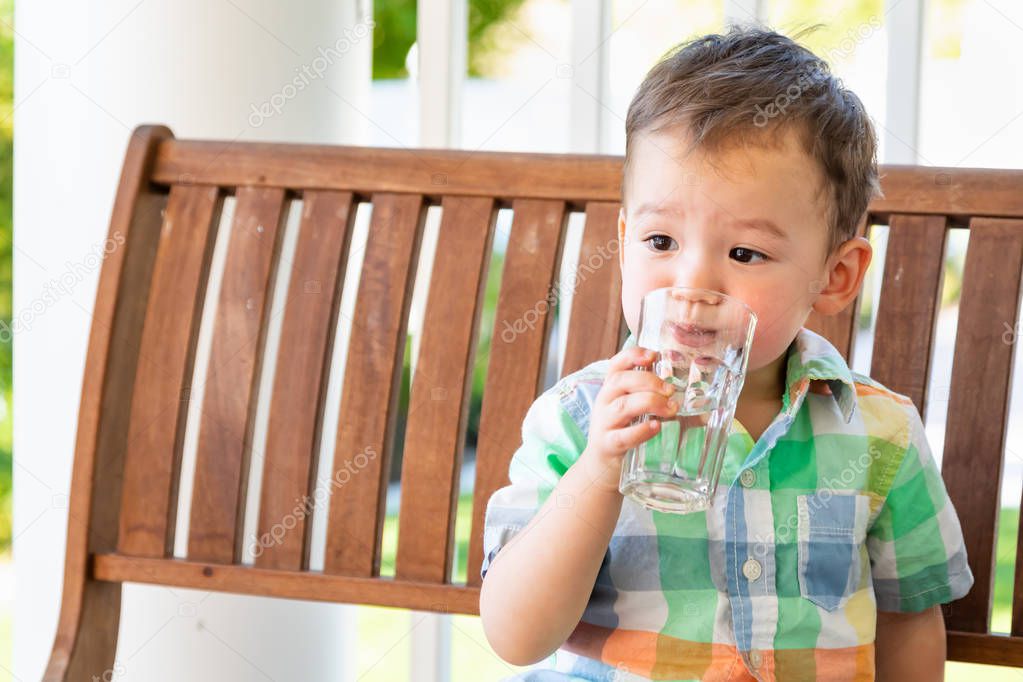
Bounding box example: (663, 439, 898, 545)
(783, 326, 858, 423)
(621, 326, 857, 423)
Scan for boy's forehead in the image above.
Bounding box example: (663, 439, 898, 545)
(624, 126, 829, 227)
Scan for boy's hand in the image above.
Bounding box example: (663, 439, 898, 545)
(580, 345, 678, 493)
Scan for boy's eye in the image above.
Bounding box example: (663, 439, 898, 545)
(642, 236, 768, 264)
(643, 234, 677, 252)
(730, 247, 768, 264)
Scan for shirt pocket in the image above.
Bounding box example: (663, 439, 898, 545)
(795, 491, 869, 612)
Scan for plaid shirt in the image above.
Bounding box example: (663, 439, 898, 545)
(481, 326, 974, 681)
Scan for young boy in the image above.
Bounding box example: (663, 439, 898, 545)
(478, 25, 974, 682)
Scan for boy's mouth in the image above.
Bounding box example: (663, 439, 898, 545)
(668, 321, 717, 348)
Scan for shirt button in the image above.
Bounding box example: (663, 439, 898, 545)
(742, 557, 762, 581)
(749, 649, 763, 667)
(739, 469, 757, 487)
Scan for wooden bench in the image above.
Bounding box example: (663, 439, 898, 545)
(44, 124, 1023, 679)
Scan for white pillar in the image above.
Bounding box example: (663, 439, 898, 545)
(416, 0, 466, 149)
(883, 0, 924, 164)
(724, 0, 767, 26)
(569, 0, 611, 155)
(14, 1, 372, 680)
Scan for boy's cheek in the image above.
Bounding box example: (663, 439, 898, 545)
(619, 268, 650, 335)
(746, 306, 811, 369)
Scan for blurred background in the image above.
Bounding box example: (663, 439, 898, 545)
(6, 0, 1023, 680)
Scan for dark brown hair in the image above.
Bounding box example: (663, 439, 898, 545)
(623, 23, 882, 256)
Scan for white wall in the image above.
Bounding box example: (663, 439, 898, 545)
(14, 1, 372, 679)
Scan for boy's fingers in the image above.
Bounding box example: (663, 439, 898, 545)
(600, 371, 675, 407)
(603, 390, 676, 429)
(604, 418, 662, 454)
(608, 345, 657, 373)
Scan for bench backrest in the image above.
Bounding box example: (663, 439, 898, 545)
(59, 125, 1023, 668)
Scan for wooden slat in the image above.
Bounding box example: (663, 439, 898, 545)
(117, 184, 223, 558)
(1003, 236, 1023, 638)
(941, 218, 1023, 633)
(152, 138, 625, 204)
(561, 201, 625, 378)
(869, 214, 948, 414)
(947, 631, 1023, 667)
(45, 125, 172, 682)
(187, 187, 289, 564)
(870, 166, 1023, 222)
(253, 191, 356, 570)
(92, 554, 481, 615)
(153, 139, 1023, 220)
(321, 193, 426, 576)
(395, 197, 496, 584)
(467, 199, 568, 588)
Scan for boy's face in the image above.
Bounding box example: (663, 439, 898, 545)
(618, 125, 834, 376)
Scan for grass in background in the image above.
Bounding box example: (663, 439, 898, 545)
(358, 493, 532, 680)
(946, 506, 1021, 680)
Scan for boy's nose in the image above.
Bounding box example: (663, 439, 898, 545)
(668, 247, 727, 297)
(668, 287, 724, 305)
(667, 285, 725, 326)
(671, 269, 725, 299)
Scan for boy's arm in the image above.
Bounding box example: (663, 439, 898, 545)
(868, 400, 973, 681)
(874, 605, 946, 681)
(479, 454, 624, 666)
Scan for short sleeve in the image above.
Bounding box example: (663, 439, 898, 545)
(479, 381, 589, 582)
(866, 403, 975, 612)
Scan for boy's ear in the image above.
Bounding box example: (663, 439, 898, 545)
(811, 236, 873, 316)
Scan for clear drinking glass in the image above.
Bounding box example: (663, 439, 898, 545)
(619, 287, 757, 514)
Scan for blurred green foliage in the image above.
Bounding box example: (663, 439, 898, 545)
(0, 0, 13, 555)
(372, 0, 529, 79)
